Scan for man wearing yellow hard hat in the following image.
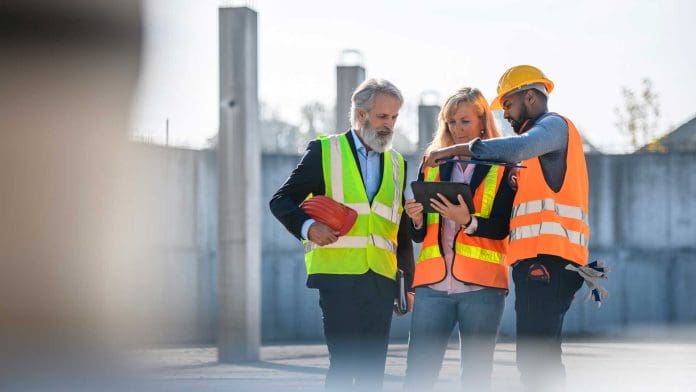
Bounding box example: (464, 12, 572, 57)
(425, 65, 590, 390)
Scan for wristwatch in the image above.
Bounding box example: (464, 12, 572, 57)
(461, 215, 473, 230)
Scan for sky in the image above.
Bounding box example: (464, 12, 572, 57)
(132, 0, 696, 151)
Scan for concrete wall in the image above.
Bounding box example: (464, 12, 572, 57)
(134, 146, 696, 343)
(127, 142, 218, 344)
(559, 153, 696, 334)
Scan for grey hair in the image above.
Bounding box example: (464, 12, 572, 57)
(349, 78, 403, 129)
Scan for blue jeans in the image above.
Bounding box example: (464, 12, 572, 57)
(405, 286, 505, 390)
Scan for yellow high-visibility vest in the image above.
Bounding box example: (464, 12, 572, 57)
(303, 134, 405, 280)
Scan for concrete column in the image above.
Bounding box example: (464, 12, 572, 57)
(417, 91, 441, 156)
(217, 6, 260, 363)
(336, 50, 365, 133)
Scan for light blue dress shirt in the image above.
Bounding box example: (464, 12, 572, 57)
(301, 130, 382, 240)
(352, 129, 381, 203)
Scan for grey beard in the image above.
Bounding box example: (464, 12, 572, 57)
(360, 120, 393, 153)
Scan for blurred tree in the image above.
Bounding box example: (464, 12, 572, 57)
(391, 127, 417, 154)
(297, 101, 335, 152)
(614, 78, 663, 151)
(260, 101, 300, 153)
(300, 102, 331, 139)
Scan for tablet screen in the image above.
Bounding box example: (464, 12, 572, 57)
(410, 181, 475, 214)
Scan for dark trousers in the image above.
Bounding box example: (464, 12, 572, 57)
(318, 271, 395, 391)
(512, 255, 584, 391)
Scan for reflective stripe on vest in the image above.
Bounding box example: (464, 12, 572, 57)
(511, 198, 589, 226)
(304, 134, 405, 279)
(473, 164, 500, 219)
(416, 165, 442, 264)
(455, 243, 505, 264)
(510, 222, 588, 247)
(418, 243, 441, 262)
(304, 234, 397, 254)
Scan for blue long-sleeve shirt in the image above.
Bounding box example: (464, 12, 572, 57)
(470, 112, 569, 192)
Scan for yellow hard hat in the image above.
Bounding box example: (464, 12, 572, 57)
(491, 65, 554, 110)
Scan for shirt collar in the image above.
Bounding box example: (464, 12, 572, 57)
(350, 129, 368, 156)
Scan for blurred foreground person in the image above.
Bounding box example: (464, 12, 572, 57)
(1, 1, 146, 390)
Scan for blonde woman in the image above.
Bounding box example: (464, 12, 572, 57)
(404, 87, 515, 390)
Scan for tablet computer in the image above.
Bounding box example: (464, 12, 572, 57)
(410, 181, 475, 214)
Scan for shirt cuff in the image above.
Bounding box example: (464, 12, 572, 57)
(301, 219, 316, 240)
(468, 138, 483, 159)
(464, 216, 478, 235)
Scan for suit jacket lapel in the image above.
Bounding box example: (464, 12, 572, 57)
(344, 130, 359, 162)
(439, 161, 454, 182)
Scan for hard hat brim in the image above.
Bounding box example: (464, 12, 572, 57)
(491, 95, 504, 111)
(490, 79, 555, 111)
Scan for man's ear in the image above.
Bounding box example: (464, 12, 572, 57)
(357, 109, 367, 123)
(525, 90, 536, 105)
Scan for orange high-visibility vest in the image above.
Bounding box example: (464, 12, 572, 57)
(508, 114, 590, 266)
(413, 164, 510, 290)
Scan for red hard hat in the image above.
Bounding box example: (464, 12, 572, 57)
(300, 195, 358, 236)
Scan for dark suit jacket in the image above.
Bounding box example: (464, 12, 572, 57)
(269, 130, 415, 290)
(410, 160, 516, 243)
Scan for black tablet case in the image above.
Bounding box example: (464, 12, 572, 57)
(410, 181, 475, 214)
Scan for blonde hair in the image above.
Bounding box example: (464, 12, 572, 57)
(425, 87, 501, 154)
